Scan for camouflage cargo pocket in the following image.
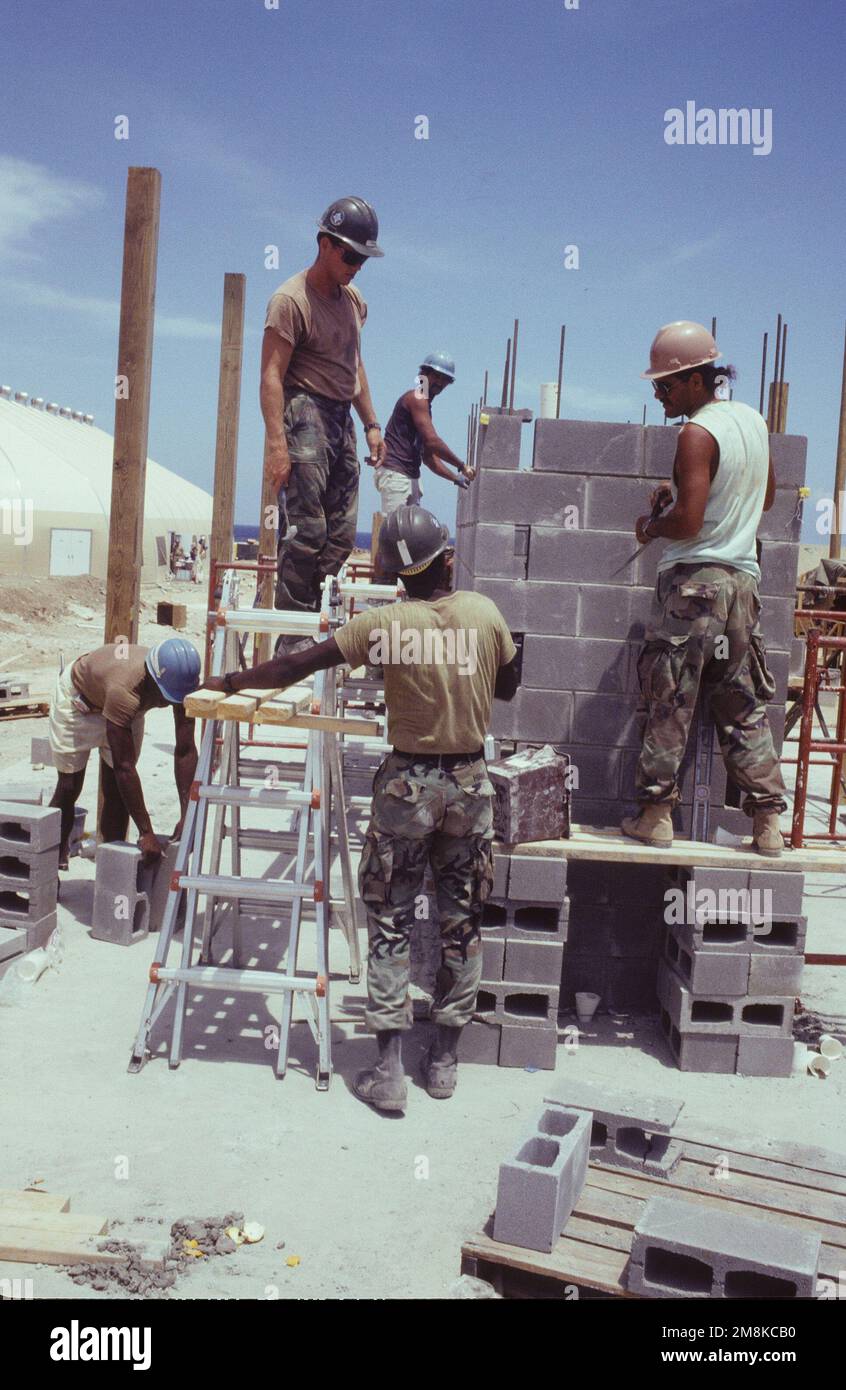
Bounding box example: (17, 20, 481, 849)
(472, 836, 495, 907)
(749, 633, 777, 702)
(666, 580, 721, 622)
(358, 830, 394, 905)
(637, 635, 690, 704)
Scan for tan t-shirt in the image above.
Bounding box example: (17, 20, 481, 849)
(334, 591, 516, 754)
(71, 646, 157, 728)
(265, 270, 367, 402)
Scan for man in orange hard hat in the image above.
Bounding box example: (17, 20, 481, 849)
(622, 320, 788, 857)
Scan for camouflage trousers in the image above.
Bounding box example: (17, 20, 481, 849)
(358, 751, 495, 1031)
(635, 562, 788, 814)
(275, 390, 360, 612)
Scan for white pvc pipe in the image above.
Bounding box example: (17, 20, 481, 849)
(15, 948, 49, 984)
(540, 383, 559, 419)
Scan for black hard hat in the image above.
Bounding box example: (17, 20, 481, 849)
(316, 196, 384, 258)
(378, 505, 450, 577)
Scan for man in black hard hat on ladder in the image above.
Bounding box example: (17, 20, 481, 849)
(261, 196, 386, 652)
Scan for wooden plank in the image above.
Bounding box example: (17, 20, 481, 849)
(584, 1169, 844, 1246)
(0, 694, 50, 711)
(184, 688, 223, 718)
(0, 1211, 108, 1237)
(185, 684, 312, 722)
(461, 1229, 631, 1296)
(682, 1141, 846, 1198)
(0, 1191, 70, 1214)
(209, 273, 246, 602)
(0, 1232, 167, 1268)
(497, 824, 846, 873)
(675, 1121, 846, 1179)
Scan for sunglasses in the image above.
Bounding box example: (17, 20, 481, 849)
(654, 377, 680, 398)
(339, 246, 367, 267)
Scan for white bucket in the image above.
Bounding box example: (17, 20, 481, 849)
(575, 991, 601, 1025)
(807, 1053, 832, 1079)
(818, 1035, 844, 1061)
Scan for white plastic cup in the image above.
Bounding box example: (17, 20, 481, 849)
(15, 948, 49, 985)
(807, 1053, 832, 1079)
(819, 1035, 844, 1061)
(575, 991, 601, 1025)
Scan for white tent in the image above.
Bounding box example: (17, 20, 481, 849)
(0, 389, 213, 579)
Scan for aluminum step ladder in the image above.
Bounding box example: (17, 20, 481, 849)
(127, 572, 362, 1090)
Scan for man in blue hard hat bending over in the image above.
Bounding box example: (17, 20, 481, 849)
(373, 352, 473, 521)
(48, 638, 201, 869)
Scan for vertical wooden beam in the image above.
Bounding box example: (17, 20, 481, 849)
(758, 331, 768, 416)
(500, 338, 511, 410)
(831, 321, 846, 561)
(509, 318, 519, 413)
(556, 325, 566, 418)
(104, 167, 161, 646)
(209, 273, 246, 611)
(255, 469, 278, 664)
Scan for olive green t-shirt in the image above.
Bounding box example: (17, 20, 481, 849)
(334, 591, 516, 754)
(265, 270, 367, 402)
(71, 645, 156, 728)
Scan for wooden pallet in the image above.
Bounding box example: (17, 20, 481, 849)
(461, 1135, 846, 1298)
(0, 694, 49, 721)
(0, 1190, 166, 1269)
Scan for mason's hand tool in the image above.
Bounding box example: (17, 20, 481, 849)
(610, 493, 671, 578)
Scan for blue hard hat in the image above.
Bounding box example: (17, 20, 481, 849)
(419, 351, 456, 381)
(145, 639, 201, 704)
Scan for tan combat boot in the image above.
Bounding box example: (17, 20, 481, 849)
(752, 811, 784, 858)
(621, 803, 674, 848)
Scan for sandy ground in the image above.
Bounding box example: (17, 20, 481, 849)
(0, 577, 845, 1301)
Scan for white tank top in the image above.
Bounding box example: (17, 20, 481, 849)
(658, 400, 769, 581)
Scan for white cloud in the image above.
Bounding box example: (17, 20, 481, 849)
(0, 155, 103, 262)
(0, 277, 222, 340)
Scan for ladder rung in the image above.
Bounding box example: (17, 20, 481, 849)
(177, 874, 311, 901)
(150, 964, 323, 995)
(214, 608, 328, 635)
(199, 785, 314, 809)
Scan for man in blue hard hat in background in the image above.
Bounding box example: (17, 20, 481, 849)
(48, 638, 201, 868)
(373, 353, 474, 520)
(261, 196, 386, 653)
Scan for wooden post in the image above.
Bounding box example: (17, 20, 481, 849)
(104, 167, 161, 646)
(509, 318, 519, 414)
(254, 468, 278, 665)
(831, 322, 846, 561)
(209, 274, 246, 613)
(370, 511, 384, 571)
(555, 325, 566, 418)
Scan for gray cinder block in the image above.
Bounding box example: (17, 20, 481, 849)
(30, 737, 54, 767)
(584, 476, 667, 533)
(746, 952, 804, 997)
(493, 1108, 590, 1251)
(544, 1080, 682, 1179)
(566, 745, 624, 802)
(507, 853, 568, 904)
(758, 488, 803, 543)
(522, 634, 631, 695)
(504, 937, 565, 987)
(0, 874, 58, 925)
(565, 903, 615, 956)
(577, 584, 655, 640)
(474, 469, 586, 526)
(642, 423, 683, 477)
(746, 868, 805, 918)
(91, 842, 150, 946)
(664, 916, 807, 956)
(458, 1019, 501, 1064)
(768, 432, 808, 489)
(758, 541, 799, 599)
(657, 960, 794, 1037)
(629, 1193, 820, 1298)
(481, 896, 569, 942)
(489, 744, 570, 843)
(0, 785, 46, 805)
(0, 802, 61, 855)
(0, 925, 27, 962)
(477, 410, 523, 471)
(572, 693, 642, 748)
(474, 979, 559, 1027)
(472, 524, 529, 580)
(139, 837, 179, 934)
(757, 595, 796, 654)
(490, 689, 573, 744)
(532, 418, 642, 476)
(492, 850, 510, 899)
(481, 935, 505, 982)
(736, 1036, 795, 1077)
(498, 1022, 559, 1070)
(0, 846, 60, 888)
(559, 952, 608, 1006)
(664, 928, 750, 996)
(659, 1007, 738, 1073)
(528, 527, 639, 585)
(473, 578, 579, 636)
(604, 956, 660, 1013)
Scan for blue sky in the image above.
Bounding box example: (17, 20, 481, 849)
(1, 0, 843, 539)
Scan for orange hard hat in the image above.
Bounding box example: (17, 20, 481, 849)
(641, 321, 721, 380)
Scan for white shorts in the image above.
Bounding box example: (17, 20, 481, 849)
(374, 467, 421, 517)
(48, 665, 145, 775)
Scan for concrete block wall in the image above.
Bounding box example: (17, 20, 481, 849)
(657, 866, 805, 1075)
(0, 801, 60, 957)
(454, 416, 807, 834)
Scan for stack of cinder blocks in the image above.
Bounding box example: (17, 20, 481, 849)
(460, 848, 567, 1069)
(0, 800, 61, 969)
(560, 861, 665, 1014)
(454, 412, 805, 837)
(657, 865, 805, 1076)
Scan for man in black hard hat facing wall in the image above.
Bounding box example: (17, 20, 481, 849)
(202, 506, 520, 1113)
(261, 196, 386, 649)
